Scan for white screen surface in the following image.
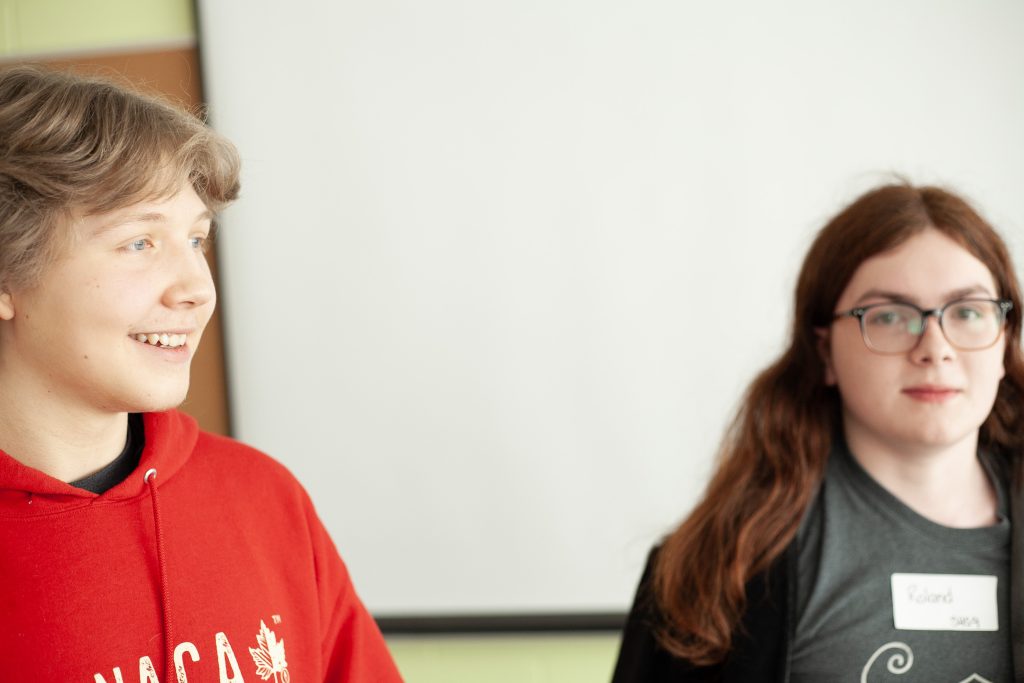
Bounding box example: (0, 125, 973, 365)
(197, 1, 1024, 616)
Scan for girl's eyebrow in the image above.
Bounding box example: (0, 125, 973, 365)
(853, 284, 997, 306)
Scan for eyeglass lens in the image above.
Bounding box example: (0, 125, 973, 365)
(861, 300, 1004, 352)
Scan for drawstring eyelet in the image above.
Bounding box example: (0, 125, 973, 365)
(144, 468, 157, 483)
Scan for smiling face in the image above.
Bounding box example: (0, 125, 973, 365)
(0, 180, 215, 416)
(823, 228, 1007, 456)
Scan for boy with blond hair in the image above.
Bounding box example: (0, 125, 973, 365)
(0, 66, 402, 683)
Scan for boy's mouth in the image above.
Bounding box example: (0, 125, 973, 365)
(132, 333, 187, 349)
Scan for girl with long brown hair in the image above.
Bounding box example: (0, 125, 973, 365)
(612, 182, 1024, 681)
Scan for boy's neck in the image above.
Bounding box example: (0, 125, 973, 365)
(0, 383, 129, 484)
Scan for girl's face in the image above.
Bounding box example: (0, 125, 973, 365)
(823, 228, 1006, 456)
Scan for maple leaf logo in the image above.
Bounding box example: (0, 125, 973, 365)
(249, 619, 290, 683)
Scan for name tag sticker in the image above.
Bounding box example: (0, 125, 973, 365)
(890, 573, 998, 631)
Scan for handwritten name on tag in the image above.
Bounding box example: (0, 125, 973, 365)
(890, 573, 998, 631)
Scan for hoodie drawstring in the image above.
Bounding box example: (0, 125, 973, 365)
(145, 468, 175, 683)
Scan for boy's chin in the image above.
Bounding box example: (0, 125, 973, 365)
(121, 387, 191, 414)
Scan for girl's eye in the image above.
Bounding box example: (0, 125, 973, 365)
(868, 310, 903, 326)
(952, 305, 982, 320)
(125, 238, 151, 252)
(190, 236, 210, 252)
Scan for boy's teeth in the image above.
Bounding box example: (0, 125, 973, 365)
(134, 333, 186, 348)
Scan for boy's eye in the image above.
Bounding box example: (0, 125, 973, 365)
(126, 239, 151, 252)
(190, 236, 209, 251)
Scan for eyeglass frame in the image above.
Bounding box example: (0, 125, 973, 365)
(831, 298, 1014, 354)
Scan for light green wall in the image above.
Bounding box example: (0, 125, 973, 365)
(389, 634, 618, 683)
(0, 0, 194, 56)
(0, 1, 623, 680)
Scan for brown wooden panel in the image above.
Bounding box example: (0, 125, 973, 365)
(13, 47, 232, 436)
(38, 46, 205, 110)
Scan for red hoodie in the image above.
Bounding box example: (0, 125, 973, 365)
(0, 410, 403, 683)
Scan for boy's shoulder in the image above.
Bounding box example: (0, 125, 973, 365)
(199, 429, 301, 485)
(155, 410, 309, 504)
(193, 424, 282, 465)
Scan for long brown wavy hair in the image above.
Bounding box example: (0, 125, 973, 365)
(654, 182, 1024, 665)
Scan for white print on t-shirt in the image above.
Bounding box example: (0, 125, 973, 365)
(860, 642, 992, 683)
(92, 616, 290, 683)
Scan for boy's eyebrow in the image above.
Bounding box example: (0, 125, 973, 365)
(854, 285, 997, 306)
(89, 208, 214, 237)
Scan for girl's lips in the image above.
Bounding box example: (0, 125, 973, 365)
(902, 386, 961, 403)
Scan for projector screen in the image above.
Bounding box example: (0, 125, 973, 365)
(196, 0, 1024, 620)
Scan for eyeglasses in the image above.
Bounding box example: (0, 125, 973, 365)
(832, 298, 1013, 354)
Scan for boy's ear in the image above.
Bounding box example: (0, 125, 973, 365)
(0, 292, 14, 321)
(814, 327, 836, 386)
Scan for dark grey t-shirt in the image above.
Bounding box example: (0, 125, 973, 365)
(69, 413, 144, 494)
(790, 443, 1012, 682)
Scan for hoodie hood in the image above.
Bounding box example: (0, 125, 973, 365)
(0, 409, 198, 682)
(0, 410, 198, 513)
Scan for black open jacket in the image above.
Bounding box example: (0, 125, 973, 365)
(611, 456, 1024, 683)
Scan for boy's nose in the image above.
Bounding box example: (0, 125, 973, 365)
(162, 250, 216, 310)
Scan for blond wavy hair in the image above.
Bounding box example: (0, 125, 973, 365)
(0, 65, 240, 289)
